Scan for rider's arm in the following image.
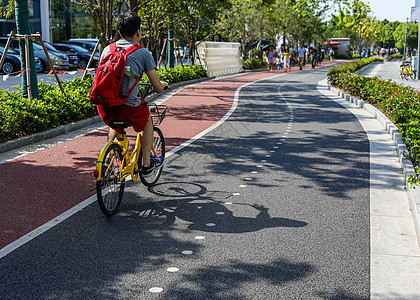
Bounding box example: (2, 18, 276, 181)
(145, 68, 168, 93)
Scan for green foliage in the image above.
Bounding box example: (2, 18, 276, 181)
(249, 48, 263, 59)
(138, 65, 208, 96)
(386, 53, 403, 61)
(242, 59, 267, 70)
(0, 65, 208, 143)
(393, 22, 419, 50)
(0, 77, 95, 143)
(328, 58, 420, 186)
(215, 0, 266, 58)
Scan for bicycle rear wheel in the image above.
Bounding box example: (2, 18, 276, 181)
(411, 70, 416, 80)
(140, 126, 165, 187)
(96, 143, 125, 215)
(400, 67, 404, 79)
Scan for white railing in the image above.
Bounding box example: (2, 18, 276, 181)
(195, 41, 242, 76)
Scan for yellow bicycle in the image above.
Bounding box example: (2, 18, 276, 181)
(94, 83, 167, 215)
(400, 61, 416, 80)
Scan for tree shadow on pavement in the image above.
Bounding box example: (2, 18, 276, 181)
(163, 258, 315, 299)
(121, 181, 308, 233)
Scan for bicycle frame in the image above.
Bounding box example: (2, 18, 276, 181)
(95, 131, 159, 183)
(94, 84, 165, 184)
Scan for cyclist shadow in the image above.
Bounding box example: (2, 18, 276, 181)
(132, 181, 307, 233)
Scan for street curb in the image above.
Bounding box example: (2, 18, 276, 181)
(328, 84, 420, 247)
(0, 76, 217, 155)
(355, 60, 384, 75)
(0, 116, 102, 154)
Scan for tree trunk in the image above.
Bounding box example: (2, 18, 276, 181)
(15, 0, 39, 99)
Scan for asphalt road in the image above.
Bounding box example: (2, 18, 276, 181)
(0, 67, 370, 299)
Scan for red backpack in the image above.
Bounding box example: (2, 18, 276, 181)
(89, 42, 142, 107)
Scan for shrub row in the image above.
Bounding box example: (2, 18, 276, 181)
(328, 58, 420, 186)
(386, 53, 403, 61)
(0, 65, 208, 143)
(242, 59, 267, 70)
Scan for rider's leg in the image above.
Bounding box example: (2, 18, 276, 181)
(107, 127, 121, 142)
(140, 115, 153, 168)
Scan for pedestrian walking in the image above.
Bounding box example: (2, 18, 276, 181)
(283, 46, 291, 72)
(317, 47, 322, 66)
(329, 46, 334, 61)
(311, 47, 318, 69)
(266, 46, 276, 71)
(297, 44, 305, 70)
(277, 44, 285, 70)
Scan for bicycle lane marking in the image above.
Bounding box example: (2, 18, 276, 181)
(0, 71, 287, 259)
(144, 72, 316, 295)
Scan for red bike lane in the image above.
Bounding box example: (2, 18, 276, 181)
(0, 65, 331, 250)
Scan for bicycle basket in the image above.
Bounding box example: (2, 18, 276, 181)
(149, 105, 168, 126)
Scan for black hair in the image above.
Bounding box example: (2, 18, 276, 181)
(117, 12, 141, 38)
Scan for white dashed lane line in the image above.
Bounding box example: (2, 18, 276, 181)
(148, 76, 300, 296)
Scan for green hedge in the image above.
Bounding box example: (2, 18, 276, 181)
(0, 65, 208, 143)
(242, 59, 267, 70)
(386, 53, 403, 61)
(328, 58, 420, 186)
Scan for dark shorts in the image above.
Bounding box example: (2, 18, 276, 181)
(97, 99, 150, 133)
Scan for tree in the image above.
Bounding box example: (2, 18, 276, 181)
(279, 0, 329, 44)
(138, 0, 169, 61)
(216, 0, 268, 58)
(393, 22, 419, 51)
(166, 0, 231, 63)
(15, 0, 39, 99)
(329, 0, 372, 50)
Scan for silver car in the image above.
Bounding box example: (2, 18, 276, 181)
(32, 43, 70, 72)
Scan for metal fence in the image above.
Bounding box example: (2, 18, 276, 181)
(195, 41, 242, 76)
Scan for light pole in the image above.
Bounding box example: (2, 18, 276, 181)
(417, 15, 420, 79)
(359, 22, 362, 57)
(403, 18, 408, 61)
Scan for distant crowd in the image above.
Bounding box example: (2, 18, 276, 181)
(263, 44, 335, 72)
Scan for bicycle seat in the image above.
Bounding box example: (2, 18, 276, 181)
(108, 120, 132, 129)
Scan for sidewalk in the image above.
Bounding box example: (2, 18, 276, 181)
(358, 59, 420, 90)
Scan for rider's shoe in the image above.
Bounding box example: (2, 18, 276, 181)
(141, 156, 164, 177)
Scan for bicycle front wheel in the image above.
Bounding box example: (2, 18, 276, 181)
(411, 70, 416, 80)
(96, 143, 125, 215)
(140, 126, 165, 187)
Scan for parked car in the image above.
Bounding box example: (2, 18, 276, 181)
(66, 38, 101, 55)
(0, 45, 41, 74)
(34, 41, 78, 70)
(53, 43, 99, 69)
(32, 42, 70, 72)
(0, 37, 70, 73)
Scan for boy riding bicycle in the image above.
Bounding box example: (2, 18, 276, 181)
(96, 12, 169, 176)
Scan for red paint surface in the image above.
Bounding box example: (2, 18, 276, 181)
(0, 64, 333, 248)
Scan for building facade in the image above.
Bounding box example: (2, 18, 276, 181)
(412, 0, 420, 22)
(0, 0, 95, 42)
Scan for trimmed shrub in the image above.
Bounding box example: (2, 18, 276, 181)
(242, 59, 267, 70)
(0, 65, 208, 143)
(386, 53, 403, 61)
(328, 58, 420, 186)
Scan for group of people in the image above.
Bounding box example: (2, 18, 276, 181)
(264, 44, 334, 72)
(378, 47, 399, 58)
